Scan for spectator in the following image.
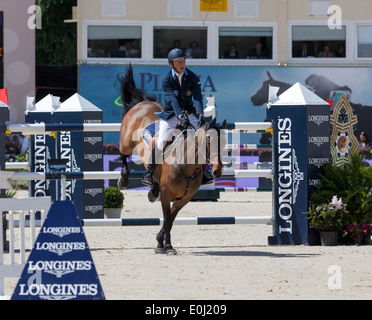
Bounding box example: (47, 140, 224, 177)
(318, 45, 335, 58)
(359, 131, 371, 148)
(248, 41, 268, 59)
(5, 134, 20, 155)
(169, 39, 185, 53)
(185, 41, 204, 59)
(155, 42, 167, 58)
(224, 44, 239, 59)
(336, 44, 345, 57)
(296, 42, 313, 57)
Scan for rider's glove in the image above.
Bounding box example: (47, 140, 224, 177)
(179, 114, 190, 129)
(198, 114, 205, 127)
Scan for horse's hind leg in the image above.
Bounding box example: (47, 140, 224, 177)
(156, 192, 177, 255)
(117, 154, 130, 190)
(155, 227, 165, 254)
(156, 194, 191, 255)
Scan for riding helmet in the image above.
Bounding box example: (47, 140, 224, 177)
(168, 48, 186, 63)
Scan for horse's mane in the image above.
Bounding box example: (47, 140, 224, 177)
(116, 64, 157, 117)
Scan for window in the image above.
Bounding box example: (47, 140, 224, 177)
(167, 0, 192, 18)
(309, 0, 331, 17)
(87, 25, 142, 58)
(153, 26, 207, 59)
(219, 26, 273, 59)
(291, 25, 346, 59)
(101, 0, 126, 17)
(357, 25, 372, 58)
(234, 0, 259, 18)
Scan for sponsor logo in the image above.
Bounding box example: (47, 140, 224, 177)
(35, 242, 86, 256)
(84, 154, 102, 163)
(276, 118, 304, 235)
(308, 115, 329, 126)
(18, 284, 98, 300)
(84, 120, 102, 124)
(84, 136, 102, 146)
(85, 188, 103, 198)
(60, 131, 81, 199)
(33, 135, 51, 197)
(85, 205, 103, 215)
(309, 179, 321, 186)
(309, 157, 330, 168)
(42, 227, 81, 238)
(27, 260, 93, 278)
(308, 136, 329, 147)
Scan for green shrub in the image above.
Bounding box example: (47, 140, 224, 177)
(311, 152, 372, 224)
(104, 187, 124, 209)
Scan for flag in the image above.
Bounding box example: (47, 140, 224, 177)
(0, 88, 8, 105)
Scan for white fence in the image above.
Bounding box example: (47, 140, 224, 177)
(0, 197, 52, 299)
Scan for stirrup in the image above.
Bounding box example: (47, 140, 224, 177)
(202, 171, 215, 185)
(141, 171, 155, 186)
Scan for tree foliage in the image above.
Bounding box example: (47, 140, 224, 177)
(35, 0, 77, 65)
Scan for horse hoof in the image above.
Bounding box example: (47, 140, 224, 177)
(148, 190, 160, 203)
(117, 177, 129, 190)
(155, 248, 164, 254)
(164, 247, 177, 255)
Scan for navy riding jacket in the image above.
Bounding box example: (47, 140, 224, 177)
(155, 68, 204, 120)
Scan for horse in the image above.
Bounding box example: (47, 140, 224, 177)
(117, 65, 225, 255)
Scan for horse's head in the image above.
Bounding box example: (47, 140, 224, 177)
(250, 71, 292, 106)
(204, 118, 226, 179)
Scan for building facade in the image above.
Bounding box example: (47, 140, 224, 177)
(76, 0, 372, 144)
(0, 0, 35, 124)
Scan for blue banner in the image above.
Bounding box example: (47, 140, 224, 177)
(79, 65, 372, 146)
(11, 201, 105, 300)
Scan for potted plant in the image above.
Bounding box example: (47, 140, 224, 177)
(304, 196, 351, 246)
(343, 223, 372, 245)
(103, 187, 124, 219)
(310, 152, 372, 226)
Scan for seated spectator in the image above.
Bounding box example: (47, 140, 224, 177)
(185, 41, 204, 59)
(359, 131, 372, 148)
(296, 42, 313, 57)
(155, 42, 167, 58)
(5, 134, 20, 155)
(248, 41, 268, 59)
(110, 40, 132, 58)
(169, 39, 185, 53)
(224, 44, 239, 59)
(318, 45, 335, 58)
(336, 44, 345, 57)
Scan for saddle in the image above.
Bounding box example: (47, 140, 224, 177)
(141, 120, 186, 156)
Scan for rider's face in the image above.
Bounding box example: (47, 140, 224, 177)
(170, 58, 186, 74)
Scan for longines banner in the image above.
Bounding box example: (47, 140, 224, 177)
(267, 83, 330, 245)
(79, 65, 372, 146)
(11, 201, 105, 300)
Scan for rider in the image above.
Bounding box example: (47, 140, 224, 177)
(141, 48, 215, 187)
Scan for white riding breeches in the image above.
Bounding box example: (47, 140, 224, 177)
(156, 114, 199, 150)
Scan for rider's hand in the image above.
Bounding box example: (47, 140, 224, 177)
(178, 114, 190, 129)
(198, 114, 205, 127)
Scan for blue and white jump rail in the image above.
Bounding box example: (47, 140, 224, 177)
(11, 216, 273, 228)
(5, 122, 271, 135)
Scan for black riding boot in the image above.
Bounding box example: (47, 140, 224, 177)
(141, 145, 161, 186)
(202, 169, 215, 185)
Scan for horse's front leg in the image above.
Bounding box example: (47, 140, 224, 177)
(155, 227, 165, 254)
(117, 154, 130, 190)
(158, 192, 177, 255)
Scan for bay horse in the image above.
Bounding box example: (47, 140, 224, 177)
(117, 65, 225, 255)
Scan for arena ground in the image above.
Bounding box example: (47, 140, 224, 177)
(5, 189, 372, 300)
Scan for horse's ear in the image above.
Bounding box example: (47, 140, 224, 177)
(221, 119, 227, 129)
(206, 117, 217, 131)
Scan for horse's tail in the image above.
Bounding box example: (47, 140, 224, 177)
(117, 64, 157, 117)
